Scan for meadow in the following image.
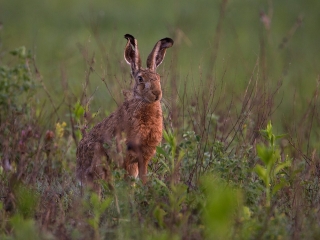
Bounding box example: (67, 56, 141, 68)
(1, 0, 320, 239)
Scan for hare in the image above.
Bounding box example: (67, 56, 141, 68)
(76, 34, 174, 193)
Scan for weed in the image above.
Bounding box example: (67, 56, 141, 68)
(254, 121, 291, 208)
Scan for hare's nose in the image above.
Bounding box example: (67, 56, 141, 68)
(152, 90, 161, 100)
(152, 90, 161, 96)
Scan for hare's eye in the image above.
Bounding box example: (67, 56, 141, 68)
(137, 76, 143, 83)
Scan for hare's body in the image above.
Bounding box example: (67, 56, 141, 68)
(76, 34, 173, 191)
(76, 98, 162, 184)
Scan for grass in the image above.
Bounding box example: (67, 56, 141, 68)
(1, 0, 320, 239)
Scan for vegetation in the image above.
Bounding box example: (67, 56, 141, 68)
(1, 0, 320, 239)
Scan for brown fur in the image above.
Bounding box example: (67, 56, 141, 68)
(76, 34, 173, 192)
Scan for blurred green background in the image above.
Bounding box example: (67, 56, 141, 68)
(1, 0, 319, 121)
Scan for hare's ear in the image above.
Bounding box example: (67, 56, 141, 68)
(124, 34, 141, 74)
(147, 37, 174, 71)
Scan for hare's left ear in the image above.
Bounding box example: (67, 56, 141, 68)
(124, 34, 141, 74)
(147, 37, 174, 71)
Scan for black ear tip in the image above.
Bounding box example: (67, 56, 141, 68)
(124, 34, 135, 40)
(161, 38, 174, 47)
(166, 38, 174, 44)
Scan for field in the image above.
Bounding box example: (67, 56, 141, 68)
(1, 0, 320, 239)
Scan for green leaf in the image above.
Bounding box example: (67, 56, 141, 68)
(163, 130, 176, 148)
(100, 197, 112, 212)
(254, 164, 267, 184)
(90, 193, 100, 208)
(274, 160, 291, 175)
(156, 146, 169, 158)
(200, 175, 242, 239)
(241, 206, 252, 221)
(158, 159, 170, 172)
(163, 130, 170, 142)
(177, 149, 185, 162)
(153, 205, 167, 228)
(10, 214, 40, 240)
(272, 180, 288, 195)
(266, 121, 272, 133)
(256, 144, 274, 165)
(74, 101, 85, 119)
(275, 133, 287, 140)
(154, 177, 169, 191)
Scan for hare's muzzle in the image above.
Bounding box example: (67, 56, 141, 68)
(152, 90, 162, 101)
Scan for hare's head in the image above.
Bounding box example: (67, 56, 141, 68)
(124, 34, 173, 103)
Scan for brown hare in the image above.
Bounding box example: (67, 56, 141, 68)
(76, 34, 174, 193)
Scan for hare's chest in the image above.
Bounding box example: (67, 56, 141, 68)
(140, 116, 163, 146)
(131, 107, 163, 146)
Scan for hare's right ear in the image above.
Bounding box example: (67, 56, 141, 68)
(147, 37, 174, 72)
(124, 34, 141, 74)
